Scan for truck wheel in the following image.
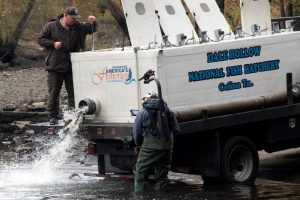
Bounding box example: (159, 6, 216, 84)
(221, 136, 259, 183)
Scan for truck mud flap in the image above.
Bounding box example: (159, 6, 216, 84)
(110, 155, 137, 171)
(173, 132, 220, 177)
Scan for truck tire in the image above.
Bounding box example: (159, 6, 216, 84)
(220, 136, 259, 183)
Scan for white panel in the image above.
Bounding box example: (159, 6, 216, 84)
(153, 0, 198, 44)
(158, 32, 300, 111)
(184, 0, 232, 41)
(240, 0, 272, 35)
(121, 0, 162, 47)
(71, 51, 139, 123)
(71, 31, 300, 122)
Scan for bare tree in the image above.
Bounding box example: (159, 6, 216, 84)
(13, 0, 36, 44)
(216, 0, 225, 13)
(287, 2, 294, 16)
(0, 0, 37, 64)
(279, 0, 286, 17)
(100, 0, 130, 44)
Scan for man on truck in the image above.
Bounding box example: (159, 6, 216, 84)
(38, 6, 97, 125)
(133, 92, 181, 193)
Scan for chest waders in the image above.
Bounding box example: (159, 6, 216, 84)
(134, 69, 174, 192)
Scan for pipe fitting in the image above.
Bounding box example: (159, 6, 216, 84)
(78, 99, 100, 115)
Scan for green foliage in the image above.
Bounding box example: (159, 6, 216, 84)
(0, 0, 34, 49)
(294, 1, 300, 15)
(111, 25, 118, 33)
(224, 0, 240, 29)
(224, 0, 300, 30)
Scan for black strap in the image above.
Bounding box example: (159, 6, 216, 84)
(145, 108, 171, 141)
(145, 108, 160, 136)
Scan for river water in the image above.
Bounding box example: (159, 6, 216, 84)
(1, 110, 300, 199)
(1, 161, 300, 200)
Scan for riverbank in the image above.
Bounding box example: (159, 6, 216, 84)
(0, 41, 69, 111)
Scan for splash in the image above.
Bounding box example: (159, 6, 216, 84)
(0, 109, 86, 187)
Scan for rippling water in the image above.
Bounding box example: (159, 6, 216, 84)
(1, 109, 300, 199)
(1, 162, 300, 200)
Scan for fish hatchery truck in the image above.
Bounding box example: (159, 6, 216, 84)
(71, 0, 300, 183)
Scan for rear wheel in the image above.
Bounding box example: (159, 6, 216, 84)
(221, 136, 259, 183)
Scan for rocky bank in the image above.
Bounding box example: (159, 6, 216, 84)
(0, 41, 81, 164)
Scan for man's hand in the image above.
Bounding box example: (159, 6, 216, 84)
(54, 41, 62, 49)
(88, 15, 96, 23)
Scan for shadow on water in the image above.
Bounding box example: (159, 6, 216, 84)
(84, 149, 300, 200)
(68, 177, 300, 200)
(259, 150, 300, 184)
(1, 161, 300, 199)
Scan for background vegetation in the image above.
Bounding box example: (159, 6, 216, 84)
(0, 0, 300, 64)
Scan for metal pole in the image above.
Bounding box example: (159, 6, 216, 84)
(91, 23, 95, 51)
(287, 73, 294, 105)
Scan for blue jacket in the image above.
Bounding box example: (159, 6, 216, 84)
(133, 98, 181, 146)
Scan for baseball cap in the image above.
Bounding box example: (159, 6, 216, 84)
(65, 6, 81, 19)
(142, 92, 158, 100)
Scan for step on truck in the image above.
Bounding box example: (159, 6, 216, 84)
(71, 0, 300, 182)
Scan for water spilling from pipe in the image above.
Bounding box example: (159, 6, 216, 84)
(0, 108, 86, 188)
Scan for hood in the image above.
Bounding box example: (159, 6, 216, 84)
(142, 98, 162, 110)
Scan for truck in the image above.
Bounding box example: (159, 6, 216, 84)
(71, 0, 300, 183)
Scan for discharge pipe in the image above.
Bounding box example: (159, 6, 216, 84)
(175, 82, 300, 123)
(78, 99, 100, 115)
(174, 92, 286, 122)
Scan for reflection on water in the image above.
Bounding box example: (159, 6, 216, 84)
(2, 170, 300, 200)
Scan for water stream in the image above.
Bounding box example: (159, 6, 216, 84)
(0, 109, 91, 199)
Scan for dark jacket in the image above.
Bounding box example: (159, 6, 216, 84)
(133, 98, 181, 148)
(38, 16, 97, 73)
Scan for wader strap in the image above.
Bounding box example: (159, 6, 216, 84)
(144, 108, 159, 136)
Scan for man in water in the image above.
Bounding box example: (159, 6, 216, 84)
(133, 92, 181, 192)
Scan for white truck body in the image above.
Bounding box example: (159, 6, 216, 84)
(71, 0, 300, 182)
(72, 31, 300, 123)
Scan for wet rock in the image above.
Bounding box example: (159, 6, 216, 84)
(1, 124, 18, 132)
(16, 146, 33, 155)
(13, 136, 22, 144)
(3, 72, 12, 77)
(32, 102, 46, 107)
(23, 138, 33, 144)
(68, 173, 82, 179)
(13, 129, 23, 134)
(25, 129, 35, 134)
(2, 151, 18, 158)
(14, 121, 30, 130)
(2, 104, 17, 111)
(2, 140, 13, 145)
(1, 135, 14, 144)
(27, 101, 47, 112)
